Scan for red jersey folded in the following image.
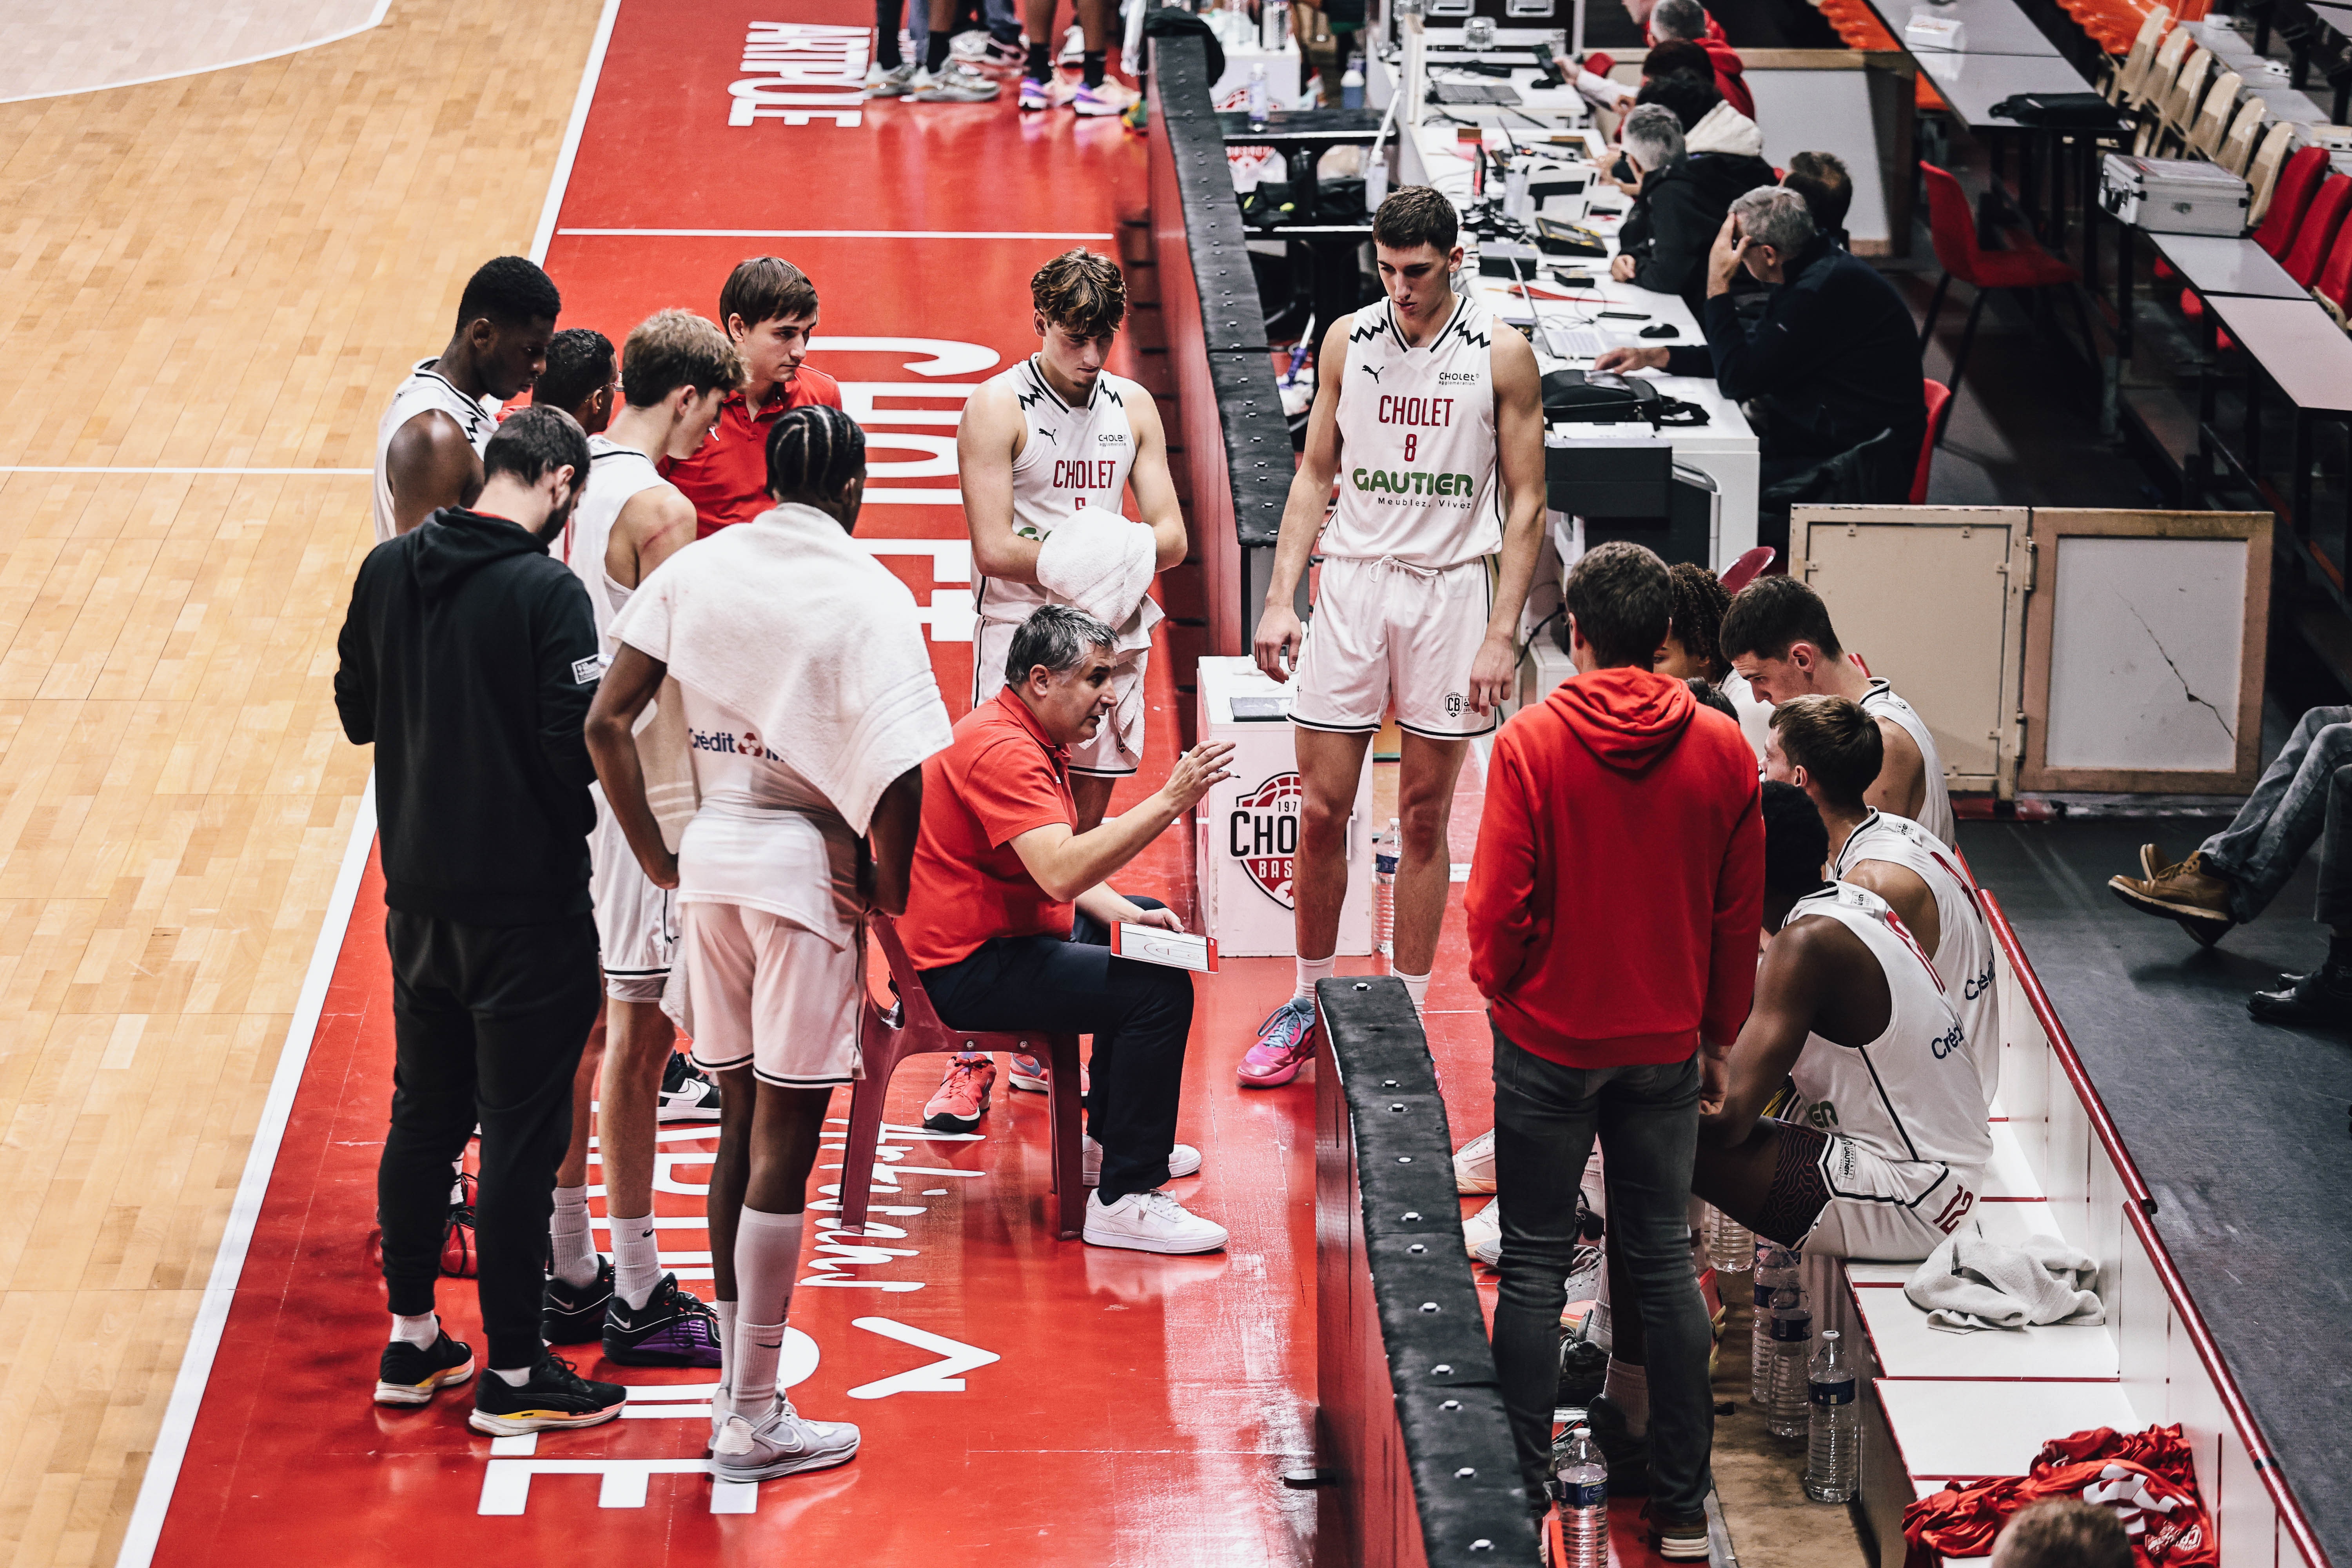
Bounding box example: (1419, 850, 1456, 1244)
(1902, 1424, 2217, 1568)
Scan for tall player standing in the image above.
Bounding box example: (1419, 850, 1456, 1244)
(1244, 187, 1546, 1085)
(921, 249, 1188, 1133)
(374, 257, 562, 540)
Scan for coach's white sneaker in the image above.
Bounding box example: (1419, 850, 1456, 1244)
(1463, 1197, 1502, 1264)
(710, 1400, 860, 1482)
(1082, 1188, 1228, 1254)
(1453, 1128, 1496, 1194)
(1082, 1135, 1201, 1187)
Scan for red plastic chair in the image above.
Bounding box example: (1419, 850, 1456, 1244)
(837, 913, 1085, 1238)
(1913, 379, 1953, 500)
(2254, 145, 2330, 259)
(1917, 162, 2085, 445)
(2281, 174, 2352, 288)
(1720, 546, 1776, 593)
(2315, 214, 2352, 323)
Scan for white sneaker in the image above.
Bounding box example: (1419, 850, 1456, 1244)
(1454, 1128, 1496, 1194)
(1082, 1188, 1228, 1254)
(709, 1399, 860, 1481)
(1464, 1197, 1501, 1264)
(865, 60, 921, 97)
(911, 62, 1003, 101)
(1082, 1134, 1202, 1186)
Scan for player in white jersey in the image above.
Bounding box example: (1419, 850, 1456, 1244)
(1720, 573, 1956, 846)
(1768, 695, 1999, 1102)
(373, 257, 561, 542)
(1243, 187, 1545, 1081)
(1694, 782, 1991, 1261)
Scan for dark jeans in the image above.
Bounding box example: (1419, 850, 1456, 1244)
(1489, 1027, 1713, 1516)
(2200, 706, 2352, 926)
(920, 898, 1192, 1202)
(380, 911, 601, 1370)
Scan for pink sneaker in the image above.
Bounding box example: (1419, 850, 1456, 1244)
(1237, 999, 1319, 1088)
(1008, 1052, 1050, 1093)
(922, 1054, 995, 1133)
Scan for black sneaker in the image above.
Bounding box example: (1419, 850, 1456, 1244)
(467, 1353, 626, 1436)
(658, 1052, 724, 1121)
(2249, 964, 2352, 1027)
(603, 1273, 725, 1367)
(1578, 1393, 1652, 1495)
(1644, 1499, 1711, 1561)
(543, 1256, 614, 1345)
(374, 1328, 475, 1405)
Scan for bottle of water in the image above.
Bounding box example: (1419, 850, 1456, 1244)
(1340, 64, 1364, 107)
(1749, 1245, 1798, 1406)
(1704, 1205, 1754, 1275)
(1374, 817, 1399, 956)
(1247, 63, 1270, 129)
(1262, 0, 1290, 51)
(1804, 1329, 1861, 1502)
(1551, 1426, 1607, 1568)
(1765, 1285, 1813, 1439)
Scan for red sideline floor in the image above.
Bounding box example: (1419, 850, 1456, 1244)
(129, 3, 1671, 1561)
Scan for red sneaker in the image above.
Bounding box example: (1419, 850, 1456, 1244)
(922, 1054, 995, 1133)
(1237, 999, 1319, 1087)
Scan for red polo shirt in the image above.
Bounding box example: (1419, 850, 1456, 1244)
(898, 690, 1078, 972)
(662, 367, 843, 540)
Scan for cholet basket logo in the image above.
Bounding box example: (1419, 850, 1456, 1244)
(1229, 771, 1305, 910)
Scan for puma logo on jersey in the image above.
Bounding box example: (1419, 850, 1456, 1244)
(1359, 363, 1383, 383)
(1031, 426, 1058, 444)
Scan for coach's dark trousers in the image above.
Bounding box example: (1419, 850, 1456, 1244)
(379, 910, 601, 1372)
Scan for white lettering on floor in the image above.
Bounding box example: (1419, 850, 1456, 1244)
(845, 1317, 1002, 1398)
(730, 23, 867, 128)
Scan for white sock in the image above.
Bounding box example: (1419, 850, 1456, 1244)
(491, 1365, 532, 1386)
(549, 1184, 598, 1289)
(390, 1312, 438, 1348)
(612, 1212, 661, 1310)
(1602, 1357, 1650, 1437)
(1294, 953, 1336, 1004)
(713, 1299, 740, 1417)
(733, 1208, 805, 1422)
(1396, 968, 1431, 1011)
(448, 1156, 466, 1206)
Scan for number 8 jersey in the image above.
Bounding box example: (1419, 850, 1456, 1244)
(1325, 292, 1504, 570)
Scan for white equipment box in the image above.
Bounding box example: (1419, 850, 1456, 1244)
(1194, 657, 1377, 957)
(2098, 154, 2250, 235)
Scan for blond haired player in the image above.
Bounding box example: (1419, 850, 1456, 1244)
(1242, 186, 1546, 1084)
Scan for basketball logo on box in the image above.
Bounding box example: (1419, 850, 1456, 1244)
(1228, 771, 1303, 909)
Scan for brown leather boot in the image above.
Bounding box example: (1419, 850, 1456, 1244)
(2108, 851, 2236, 940)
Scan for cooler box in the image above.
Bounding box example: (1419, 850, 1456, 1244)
(2098, 154, 2250, 235)
(1195, 657, 1377, 957)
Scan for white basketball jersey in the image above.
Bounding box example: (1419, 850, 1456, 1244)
(1860, 679, 1955, 848)
(1325, 291, 1504, 570)
(563, 435, 667, 653)
(1785, 883, 1991, 1193)
(372, 359, 498, 544)
(975, 358, 1152, 627)
(1835, 811, 1998, 1103)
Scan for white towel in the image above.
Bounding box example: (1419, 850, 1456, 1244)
(1903, 1221, 2105, 1334)
(1034, 511, 1161, 650)
(607, 502, 955, 837)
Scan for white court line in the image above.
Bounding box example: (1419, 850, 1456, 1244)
(111, 1, 625, 1561)
(0, 0, 392, 106)
(556, 228, 1115, 241)
(0, 466, 368, 475)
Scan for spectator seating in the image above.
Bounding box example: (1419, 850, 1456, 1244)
(1919, 162, 2087, 444)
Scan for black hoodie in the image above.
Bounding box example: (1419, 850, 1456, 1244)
(334, 506, 603, 926)
(1615, 151, 1778, 316)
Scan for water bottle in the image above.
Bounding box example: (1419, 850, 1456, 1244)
(1765, 1285, 1813, 1439)
(1804, 1329, 1861, 1502)
(1341, 65, 1364, 107)
(1704, 1205, 1754, 1275)
(1373, 817, 1399, 956)
(1247, 62, 1270, 129)
(1749, 1245, 1798, 1406)
(1262, 0, 1290, 51)
(1551, 1426, 1607, 1568)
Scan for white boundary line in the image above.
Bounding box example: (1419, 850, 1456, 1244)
(0, 0, 392, 106)
(0, 467, 368, 475)
(556, 228, 1115, 240)
(111, 781, 377, 1568)
(111, 0, 625, 1559)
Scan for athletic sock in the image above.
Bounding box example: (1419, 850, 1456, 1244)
(1293, 953, 1336, 1005)
(1026, 42, 1052, 79)
(491, 1365, 532, 1387)
(1602, 1357, 1650, 1437)
(549, 1184, 598, 1290)
(390, 1312, 438, 1348)
(877, 23, 903, 67)
(1082, 49, 1106, 88)
(612, 1212, 662, 1310)
(1395, 968, 1431, 1011)
(732, 1208, 806, 1422)
(926, 31, 953, 73)
(713, 1299, 740, 1416)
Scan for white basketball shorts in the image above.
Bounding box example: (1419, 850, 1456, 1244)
(1802, 1135, 1983, 1263)
(1288, 555, 1497, 740)
(974, 615, 1149, 778)
(589, 797, 677, 1004)
(678, 901, 864, 1088)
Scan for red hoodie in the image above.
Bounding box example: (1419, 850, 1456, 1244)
(1467, 666, 1762, 1069)
(1695, 37, 1755, 122)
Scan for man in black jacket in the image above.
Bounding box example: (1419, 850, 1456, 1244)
(1610, 104, 1775, 315)
(335, 403, 627, 1436)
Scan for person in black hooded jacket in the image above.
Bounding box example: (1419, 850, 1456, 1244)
(334, 403, 629, 1436)
(1610, 103, 1776, 315)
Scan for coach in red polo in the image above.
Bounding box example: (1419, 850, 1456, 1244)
(896, 605, 1234, 1255)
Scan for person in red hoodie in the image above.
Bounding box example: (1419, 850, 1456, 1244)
(1468, 541, 1761, 1561)
(1649, 0, 1753, 122)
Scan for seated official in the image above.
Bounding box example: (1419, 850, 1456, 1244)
(1648, 0, 1751, 119)
(1784, 150, 1854, 250)
(1596, 187, 1924, 514)
(1693, 782, 1992, 1261)
(896, 604, 1236, 1254)
(1611, 105, 1775, 316)
(1636, 62, 1761, 158)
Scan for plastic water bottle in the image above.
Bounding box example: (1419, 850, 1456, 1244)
(1704, 1205, 1754, 1274)
(1262, 0, 1290, 51)
(1552, 1426, 1607, 1568)
(1765, 1285, 1813, 1439)
(1804, 1329, 1861, 1502)
(1749, 1245, 1798, 1406)
(1247, 63, 1270, 129)
(1373, 817, 1399, 956)
(1340, 64, 1364, 107)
